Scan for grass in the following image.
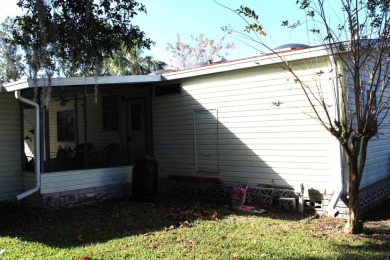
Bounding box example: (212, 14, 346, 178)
(0, 198, 389, 259)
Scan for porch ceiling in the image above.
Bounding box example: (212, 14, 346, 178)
(3, 75, 162, 92)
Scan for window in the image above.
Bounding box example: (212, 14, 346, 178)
(103, 95, 119, 131)
(57, 111, 75, 141)
(363, 85, 378, 135)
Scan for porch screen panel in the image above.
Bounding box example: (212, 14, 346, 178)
(194, 109, 219, 172)
(57, 110, 75, 142)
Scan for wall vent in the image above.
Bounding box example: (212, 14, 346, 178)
(154, 83, 181, 96)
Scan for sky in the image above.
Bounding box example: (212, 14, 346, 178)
(0, 0, 331, 65)
(132, 0, 314, 62)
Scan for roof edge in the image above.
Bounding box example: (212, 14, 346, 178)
(4, 75, 162, 92)
(162, 45, 330, 80)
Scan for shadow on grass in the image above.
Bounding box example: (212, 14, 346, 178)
(329, 198, 390, 258)
(330, 233, 390, 259)
(0, 198, 232, 248)
(0, 199, 190, 248)
(1, 197, 389, 259)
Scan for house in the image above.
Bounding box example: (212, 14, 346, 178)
(0, 44, 389, 215)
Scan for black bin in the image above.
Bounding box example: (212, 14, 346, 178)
(132, 156, 158, 201)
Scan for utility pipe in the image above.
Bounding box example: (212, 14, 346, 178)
(15, 90, 41, 200)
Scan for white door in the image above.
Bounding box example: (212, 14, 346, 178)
(194, 109, 219, 172)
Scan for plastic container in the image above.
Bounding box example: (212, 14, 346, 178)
(132, 156, 158, 201)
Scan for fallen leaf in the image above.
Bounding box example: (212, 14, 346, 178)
(179, 221, 192, 228)
(164, 225, 176, 231)
(187, 240, 195, 248)
(77, 254, 91, 260)
(142, 232, 153, 241)
(176, 238, 184, 242)
(197, 210, 218, 220)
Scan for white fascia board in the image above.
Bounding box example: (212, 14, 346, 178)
(162, 45, 330, 80)
(47, 75, 162, 86)
(4, 75, 162, 91)
(3, 79, 31, 92)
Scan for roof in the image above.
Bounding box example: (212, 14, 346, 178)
(2, 44, 333, 92)
(162, 44, 330, 80)
(3, 75, 162, 92)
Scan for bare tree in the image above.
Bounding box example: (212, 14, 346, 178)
(167, 33, 235, 70)
(218, 0, 390, 234)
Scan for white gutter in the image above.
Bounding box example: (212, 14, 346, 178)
(15, 90, 41, 200)
(4, 75, 162, 92)
(326, 54, 344, 217)
(327, 145, 344, 217)
(163, 45, 330, 80)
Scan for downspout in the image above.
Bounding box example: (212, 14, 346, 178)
(326, 54, 344, 217)
(327, 142, 344, 217)
(15, 90, 41, 200)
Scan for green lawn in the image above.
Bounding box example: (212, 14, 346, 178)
(0, 199, 389, 259)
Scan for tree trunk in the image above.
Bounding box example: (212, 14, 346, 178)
(344, 156, 363, 234)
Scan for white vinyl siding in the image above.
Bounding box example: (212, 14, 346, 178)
(0, 93, 22, 202)
(40, 166, 132, 194)
(22, 171, 35, 190)
(342, 57, 390, 189)
(153, 59, 341, 192)
(359, 98, 390, 188)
